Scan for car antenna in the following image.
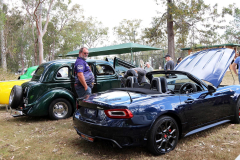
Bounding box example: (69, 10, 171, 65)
(126, 91, 133, 103)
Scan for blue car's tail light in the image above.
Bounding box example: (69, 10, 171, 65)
(104, 109, 133, 119)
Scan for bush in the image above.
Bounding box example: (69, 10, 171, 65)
(0, 68, 19, 81)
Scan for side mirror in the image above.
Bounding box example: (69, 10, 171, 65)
(207, 85, 217, 94)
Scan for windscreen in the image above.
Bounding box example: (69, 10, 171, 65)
(31, 67, 44, 81)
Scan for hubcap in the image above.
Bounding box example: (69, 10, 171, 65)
(9, 88, 15, 105)
(53, 102, 68, 118)
(155, 120, 177, 152)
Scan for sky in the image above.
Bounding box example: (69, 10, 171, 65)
(71, 0, 240, 43)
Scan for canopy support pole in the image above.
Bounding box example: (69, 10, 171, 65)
(131, 48, 133, 64)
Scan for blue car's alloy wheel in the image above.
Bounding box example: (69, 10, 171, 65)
(148, 116, 179, 155)
(232, 98, 240, 124)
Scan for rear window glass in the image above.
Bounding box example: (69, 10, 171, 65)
(56, 67, 69, 78)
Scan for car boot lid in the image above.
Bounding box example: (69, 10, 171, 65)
(78, 90, 167, 108)
(174, 48, 235, 87)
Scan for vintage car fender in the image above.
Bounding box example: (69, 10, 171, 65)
(0, 79, 30, 105)
(26, 89, 76, 116)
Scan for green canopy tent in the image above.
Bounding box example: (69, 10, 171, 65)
(66, 43, 163, 64)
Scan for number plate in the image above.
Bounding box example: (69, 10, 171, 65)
(85, 108, 97, 116)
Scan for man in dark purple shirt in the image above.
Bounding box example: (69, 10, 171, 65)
(74, 47, 94, 97)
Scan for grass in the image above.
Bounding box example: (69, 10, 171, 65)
(0, 71, 240, 159)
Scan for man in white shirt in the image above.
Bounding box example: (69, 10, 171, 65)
(145, 62, 154, 72)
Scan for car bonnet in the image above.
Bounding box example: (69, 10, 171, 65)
(174, 48, 235, 87)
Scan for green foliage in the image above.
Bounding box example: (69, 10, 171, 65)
(222, 6, 240, 44)
(113, 19, 142, 43)
(57, 16, 109, 58)
(145, 0, 224, 58)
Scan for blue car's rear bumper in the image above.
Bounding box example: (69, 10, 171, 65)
(73, 110, 150, 147)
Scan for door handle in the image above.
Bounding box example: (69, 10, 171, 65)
(184, 98, 194, 103)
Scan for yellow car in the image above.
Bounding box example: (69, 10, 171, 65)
(0, 79, 30, 105)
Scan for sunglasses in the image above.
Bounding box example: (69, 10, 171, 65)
(83, 52, 89, 55)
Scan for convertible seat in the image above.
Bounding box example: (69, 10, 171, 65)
(150, 77, 162, 93)
(160, 77, 168, 93)
(133, 82, 151, 89)
(125, 76, 138, 88)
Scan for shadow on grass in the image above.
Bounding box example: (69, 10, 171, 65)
(68, 136, 155, 159)
(5, 115, 52, 123)
(67, 123, 231, 159)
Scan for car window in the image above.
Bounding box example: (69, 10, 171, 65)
(35, 67, 45, 76)
(152, 73, 203, 94)
(96, 64, 115, 75)
(56, 67, 69, 78)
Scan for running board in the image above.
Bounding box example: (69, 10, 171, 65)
(184, 120, 230, 137)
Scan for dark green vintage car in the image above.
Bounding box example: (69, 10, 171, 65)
(8, 58, 134, 120)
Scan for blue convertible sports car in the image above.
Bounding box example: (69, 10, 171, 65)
(73, 48, 240, 155)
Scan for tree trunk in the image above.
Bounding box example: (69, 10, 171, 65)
(31, 22, 38, 66)
(37, 2, 44, 64)
(167, 0, 175, 62)
(21, 25, 25, 74)
(52, 39, 55, 60)
(0, 0, 7, 71)
(1, 29, 7, 70)
(38, 34, 44, 64)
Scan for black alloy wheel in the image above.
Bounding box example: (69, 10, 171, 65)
(148, 116, 179, 155)
(232, 98, 240, 124)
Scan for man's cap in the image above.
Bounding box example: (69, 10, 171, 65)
(164, 54, 171, 58)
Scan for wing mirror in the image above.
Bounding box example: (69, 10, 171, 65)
(207, 85, 217, 95)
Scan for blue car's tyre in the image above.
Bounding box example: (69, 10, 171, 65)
(9, 85, 23, 109)
(48, 98, 72, 120)
(147, 116, 179, 155)
(232, 98, 240, 124)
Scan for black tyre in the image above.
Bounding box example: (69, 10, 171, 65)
(48, 98, 72, 120)
(148, 116, 179, 155)
(232, 98, 240, 124)
(9, 85, 23, 109)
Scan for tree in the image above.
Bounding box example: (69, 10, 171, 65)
(0, 0, 6, 71)
(82, 17, 109, 48)
(145, 0, 223, 61)
(222, 6, 240, 44)
(113, 19, 142, 43)
(23, 0, 54, 65)
(58, 17, 108, 57)
(50, 1, 82, 59)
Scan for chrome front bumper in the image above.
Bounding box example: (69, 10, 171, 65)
(6, 106, 25, 117)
